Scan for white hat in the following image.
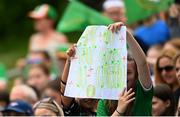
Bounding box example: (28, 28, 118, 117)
(103, 0, 125, 10)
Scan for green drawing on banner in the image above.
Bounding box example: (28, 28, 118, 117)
(87, 85, 95, 97)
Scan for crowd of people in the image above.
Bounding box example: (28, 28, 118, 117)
(0, 0, 180, 116)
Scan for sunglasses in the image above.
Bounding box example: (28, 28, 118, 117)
(158, 66, 174, 72)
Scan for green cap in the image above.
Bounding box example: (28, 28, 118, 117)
(29, 4, 57, 21)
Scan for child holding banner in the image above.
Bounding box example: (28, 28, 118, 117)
(60, 22, 153, 116)
(60, 44, 135, 116)
(97, 22, 153, 116)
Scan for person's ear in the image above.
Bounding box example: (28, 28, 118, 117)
(165, 100, 170, 108)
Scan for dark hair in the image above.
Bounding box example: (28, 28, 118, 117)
(46, 79, 60, 92)
(0, 91, 9, 105)
(29, 64, 50, 76)
(30, 50, 51, 61)
(154, 84, 176, 116)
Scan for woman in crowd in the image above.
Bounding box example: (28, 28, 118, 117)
(154, 49, 179, 104)
(97, 22, 153, 116)
(152, 84, 176, 116)
(27, 64, 50, 96)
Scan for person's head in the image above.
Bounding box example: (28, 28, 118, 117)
(2, 100, 34, 116)
(152, 84, 176, 116)
(127, 52, 138, 90)
(27, 50, 51, 68)
(174, 53, 180, 84)
(103, 0, 126, 22)
(155, 49, 178, 87)
(29, 4, 57, 32)
(33, 98, 64, 116)
(27, 64, 50, 92)
(10, 84, 38, 105)
(147, 44, 163, 67)
(163, 38, 180, 51)
(43, 79, 61, 105)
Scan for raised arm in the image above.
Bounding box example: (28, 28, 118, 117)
(60, 45, 76, 107)
(108, 22, 152, 89)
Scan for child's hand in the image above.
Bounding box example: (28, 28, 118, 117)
(108, 22, 124, 33)
(116, 88, 135, 114)
(66, 44, 77, 58)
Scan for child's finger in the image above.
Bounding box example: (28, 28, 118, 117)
(126, 97, 135, 104)
(124, 88, 133, 97)
(126, 92, 135, 100)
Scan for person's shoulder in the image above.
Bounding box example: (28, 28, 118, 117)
(53, 31, 68, 42)
(30, 33, 42, 41)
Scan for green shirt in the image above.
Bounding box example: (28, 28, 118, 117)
(97, 80, 153, 116)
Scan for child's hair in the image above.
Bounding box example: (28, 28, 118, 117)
(154, 84, 176, 116)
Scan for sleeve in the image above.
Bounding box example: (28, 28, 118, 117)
(97, 100, 109, 116)
(132, 80, 153, 116)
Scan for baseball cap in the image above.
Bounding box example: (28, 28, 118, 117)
(2, 100, 34, 116)
(29, 4, 57, 21)
(103, 0, 125, 10)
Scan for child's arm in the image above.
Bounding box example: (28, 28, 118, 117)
(60, 45, 76, 107)
(126, 30, 152, 89)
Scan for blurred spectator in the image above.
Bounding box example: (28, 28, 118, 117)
(43, 79, 61, 105)
(27, 50, 51, 67)
(2, 100, 34, 116)
(163, 38, 180, 51)
(10, 84, 38, 106)
(27, 50, 58, 79)
(154, 49, 179, 104)
(152, 84, 176, 116)
(0, 91, 9, 110)
(7, 58, 26, 78)
(146, 44, 163, 80)
(33, 98, 64, 116)
(102, 0, 126, 23)
(134, 15, 170, 52)
(28, 4, 68, 55)
(27, 64, 50, 94)
(168, 0, 180, 38)
(13, 76, 26, 86)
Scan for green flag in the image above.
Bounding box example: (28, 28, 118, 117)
(125, 0, 174, 24)
(57, 0, 113, 33)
